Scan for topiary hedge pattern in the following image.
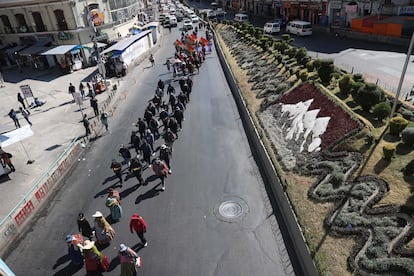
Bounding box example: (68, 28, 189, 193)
(382, 144, 395, 160)
(401, 127, 414, 146)
(389, 116, 409, 136)
(373, 102, 391, 120)
(355, 83, 385, 112)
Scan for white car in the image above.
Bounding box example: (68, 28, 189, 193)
(183, 19, 193, 31)
(190, 15, 199, 23)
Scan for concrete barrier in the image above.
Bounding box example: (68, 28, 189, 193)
(212, 28, 319, 276)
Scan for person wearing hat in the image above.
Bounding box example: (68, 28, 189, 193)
(77, 213, 93, 240)
(92, 211, 116, 245)
(159, 144, 172, 174)
(152, 157, 169, 191)
(129, 155, 144, 185)
(110, 159, 123, 186)
(105, 195, 122, 222)
(83, 240, 105, 275)
(118, 243, 140, 276)
(65, 235, 84, 267)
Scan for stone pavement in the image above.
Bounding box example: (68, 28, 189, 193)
(0, 64, 121, 221)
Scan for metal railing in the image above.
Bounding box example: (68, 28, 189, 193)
(0, 137, 79, 228)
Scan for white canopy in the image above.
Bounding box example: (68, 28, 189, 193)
(41, 45, 79, 55)
(0, 125, 33, 148)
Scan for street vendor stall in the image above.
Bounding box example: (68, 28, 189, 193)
(41, 45, 83, 73)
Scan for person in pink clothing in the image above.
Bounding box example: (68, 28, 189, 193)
(151, 158, 168, 191)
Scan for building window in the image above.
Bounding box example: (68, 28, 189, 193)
(32, 12, 46, 32)
(15, 13, 28, 33)
(1, 15, 13, 33)
(54, 9, 68, 31)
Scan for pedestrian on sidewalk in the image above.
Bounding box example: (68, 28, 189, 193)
(100, 112, 109, 132)
(152, 158, 168, 191)
(149, 54, 154, 67)
(110, 159, 123, 186)
(92, 211, 116, 245)
(17, 92, 26, 109)
(68, 83, 76, 102)
(82, 114, 91, 137)
(0, 147, 15, 172)
(129, 213, 148, 247)
(79, 82, 86, 99)
(19, 106, 32, 126)
(77, 213, 94, 240)
(119, 243, 141, 275)
(90, 96, 99, 116)
(8, 109, 20, 129)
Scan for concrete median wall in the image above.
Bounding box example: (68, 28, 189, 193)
(212, 30, 319, 276)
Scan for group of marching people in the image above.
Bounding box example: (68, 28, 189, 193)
(64, 23, 208, 276)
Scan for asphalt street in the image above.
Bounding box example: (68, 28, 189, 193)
(4, 21, 293, 275)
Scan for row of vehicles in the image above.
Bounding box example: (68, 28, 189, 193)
(234, 12, 312, 36)
(159, 1, 200, 30)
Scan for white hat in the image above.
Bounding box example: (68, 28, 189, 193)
(160, 144, 167, 149)
(119, 244, 127, 252)
(83, 240, 95, 250)
(92, 211, 103, 218)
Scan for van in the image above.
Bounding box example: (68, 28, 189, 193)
(286, 21, 312, 36)
(169, 15, 177, 27)
(264, 22, 280, 34)
(234, 13, 249, 23)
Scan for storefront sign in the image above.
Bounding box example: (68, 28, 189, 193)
(20, 85, 33, 98)
(58, 32, 73, 40)
(399, 5, 414, 15)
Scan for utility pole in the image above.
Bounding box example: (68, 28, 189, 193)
(85, 0, 105, 78)
(390, 32, 414, 118)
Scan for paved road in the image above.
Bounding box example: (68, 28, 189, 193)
(4, 21, 293, 275)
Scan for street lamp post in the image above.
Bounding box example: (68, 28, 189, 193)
(390, 32, 414, 118)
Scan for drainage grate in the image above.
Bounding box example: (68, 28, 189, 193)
(215, 197, 248, 223)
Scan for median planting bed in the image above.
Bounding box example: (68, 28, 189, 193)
(216, 22, 414, 275)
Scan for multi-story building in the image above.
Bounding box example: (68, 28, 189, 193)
(0, 0, 146, 69)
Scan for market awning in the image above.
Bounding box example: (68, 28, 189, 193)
(101, 30, 151, 55)
(0, 125, 33, 148)
(41, 45, 81, 55)
(82, 42, 107, 50)
(19, 46, 54, 56)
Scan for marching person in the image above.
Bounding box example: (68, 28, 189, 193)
(159, 144, 172, 173)
(105, 194, 122, 222)
(65, 235, 84, 267)
(157, 79, 165, 93)
(152, 158, 168, 191)
(92, 211, 116, 245)
(129, 156, 144, 185)
(119, 144, 131, 164)
(83, 240, 106, 276)
(129, 213, 148, 247)
(100, 112, 109, 132)
(110, 159, 123, 186)
(173, 106, 184, 129)
(119, 244, 141, 276)
(137, 117, 146, 139)
(130, 131, 141, 155)
(141, 140, 152, 165)
(77, 213, 94, 240)
(108, 188, 121, 202)
(144, 129, 155, 152)
(163, 128, 176, 151)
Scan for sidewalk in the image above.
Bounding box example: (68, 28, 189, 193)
(0, 65, 118, 220)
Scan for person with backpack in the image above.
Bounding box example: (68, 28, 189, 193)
(152, 158, 168, 191)
(118, 144, 131, 164)
(110, 159, 123, 185)
(129, 213, 148, 247)
(130, 131, 141, 155)
(159, 144, 172, 173)
(129, 156, 144, 185)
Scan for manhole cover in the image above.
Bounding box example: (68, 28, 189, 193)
(215, 197, 248, 223)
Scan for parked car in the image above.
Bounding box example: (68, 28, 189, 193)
(286, 20, 312, 36)
(190, 14, 199, 23)
(264, 22, 281, 34)
(176, 11, 184, 21)
(183, 19, 193, 30)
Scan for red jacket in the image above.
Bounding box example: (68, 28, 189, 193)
(130, 213, 147, 234)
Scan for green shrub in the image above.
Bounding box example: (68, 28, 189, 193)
(281, 34, 291, 42)
(353, 73, 364, 83)
(382, 144, 395, 160)
(331, 172, 345, 187)
(306, 60, 315, 71)
(402, 127, 414, 146)
(355, 83, 385, 111)
(389, 116, 409, 136)
(317, 59, 334, 84)
(331, 72, 341, 80)
(313, 59, 321, 69)
(299, 70, 308, 81)
(372, 102, 391, 120)
(351, 81, 364, 99)
(402, 109, 413, 120)
(295, 48, 307, 64)
(338, 74, 355, 95)
(404, 159, 414, 175)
